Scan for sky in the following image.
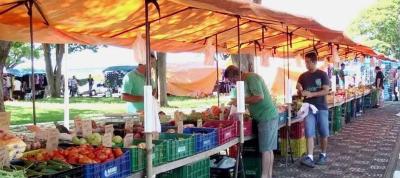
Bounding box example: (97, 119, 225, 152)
(16, 0, 377, 76)
(262, 0, 376, 31)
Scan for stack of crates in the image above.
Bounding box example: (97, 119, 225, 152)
(333, 106, 342, 133)
(279, 122, 306, 158)
(242, 156, 261, 178)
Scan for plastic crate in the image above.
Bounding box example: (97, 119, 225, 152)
(130, 140, 167, 172)
(235, 119, 253, 136)
(158, 133, 195, 161)
(242, 156, 261, 178)
(203, 120, 237, 145)
(279, 121, 304, 139)
(158, 158, 210, 178)
(210, 167, 234, 178)
(161, 125, 177, 132)
(83, 149, 131, 178)
(183, 128, 218, 153)
(279, 137, 306, 158)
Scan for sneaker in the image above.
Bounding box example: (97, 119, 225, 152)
(300, 156, 315, 168)
(315, 154, 327, 165)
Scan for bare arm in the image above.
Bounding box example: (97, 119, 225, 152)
(245, 95, 263, 104)
(121, 93, 143, 102)
(309, 85, 330, 98)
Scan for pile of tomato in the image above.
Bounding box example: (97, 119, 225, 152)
(25, 144, 124, 164)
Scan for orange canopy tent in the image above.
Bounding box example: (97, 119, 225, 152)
(0, 0, 359, 55)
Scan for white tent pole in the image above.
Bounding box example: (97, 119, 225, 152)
(63, 44, 70, 129)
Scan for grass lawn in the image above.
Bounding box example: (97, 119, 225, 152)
(7, 96, 229, 125)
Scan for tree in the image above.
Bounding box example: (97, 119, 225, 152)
(6, 42, 40, 69)
(157, 52, 168, 106)
(347, 0, 400, 59)
(43, 44, 101, 98)
(0, 41, 12, 112)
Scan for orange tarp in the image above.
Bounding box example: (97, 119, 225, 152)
(0, 0, 359, 56)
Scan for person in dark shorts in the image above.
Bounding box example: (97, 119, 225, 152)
(224, 65, 278, 178)
(297, 52, 330, 168)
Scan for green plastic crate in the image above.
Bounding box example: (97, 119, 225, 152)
(130, 140, 167, 172)
(243, 156, 261, 178)
(157, 158, 210, 178)
(333, 106, 342, 133)
(158, 133, 195, 161)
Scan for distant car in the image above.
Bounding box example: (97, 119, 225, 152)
(78, 82, 109, 97)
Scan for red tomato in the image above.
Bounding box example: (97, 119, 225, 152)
(113, 148, 123, 157)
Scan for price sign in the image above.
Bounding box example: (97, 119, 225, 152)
(177, 120, 183, 134)
(123, 133, 133, 148)
(104, 124, 114, 135)
(125, 119, 134, 131)
(81, 120, 92, 137)
(0, 148, 9, 168)
(197, 119, 202, 127)
(46, 128, 60, 151)
(74, 118, 82, 134)
(102, 133, 113, 147)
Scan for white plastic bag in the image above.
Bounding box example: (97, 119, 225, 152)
(260, 49, 270, 67)
(132, 33, 146, 64)
(203, 40, 216, 65)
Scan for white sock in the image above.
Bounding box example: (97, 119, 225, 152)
(321, 153, 326, 157)
(307, 154, 313, 161)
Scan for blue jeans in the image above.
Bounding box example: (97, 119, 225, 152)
(304, 110, 329, 138)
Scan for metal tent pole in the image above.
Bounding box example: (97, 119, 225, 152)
(234, 16, 245, 178)
(27, 0, 36, 125)
(63, 44, 70, 129)
(216, 35, 220, 107)
(145, 1, 153, 177)
(286, 26, 294, 164)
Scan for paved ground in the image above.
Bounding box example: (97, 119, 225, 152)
(274, 102, 400, 178)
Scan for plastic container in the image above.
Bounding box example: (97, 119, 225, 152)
(11, 160, 83, 178)
(279, 121, 305, 139)
(83, 149, 131, 178)
(130, 140, 167, 172)
(183, 128, 218, 153)
(158, 133, 195, 161)
(203, 120, 237, 145)
(279, 137, 306, 158)
(158, 158, 210, 178)
(243, 156, 261, 178)
(235, 119, 253, 137)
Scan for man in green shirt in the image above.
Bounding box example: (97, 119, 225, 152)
(121, 53, 156, 113)
(224, 65, 278, 178)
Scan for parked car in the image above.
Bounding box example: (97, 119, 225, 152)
(77, 82, 109, 97)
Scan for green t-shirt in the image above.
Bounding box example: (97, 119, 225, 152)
(122, 70, 154, 113)
(244, 73, 278, 121)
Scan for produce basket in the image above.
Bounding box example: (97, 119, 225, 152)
(234, 119, 253, 136)
(203, 120, 237, 145)
(158, 133, 195, 161)
(82, 149, 130, 178)
(183, 128, 217, 153)
(130, 140, 167, 172)
(279, 121, 304, 139)
(157, 158, 210, 178)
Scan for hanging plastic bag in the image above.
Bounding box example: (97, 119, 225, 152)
(132, 33, 146, 64)
(260, 49, 270, 67)
(203, 40, 215, 65)
(152, 96, 161, 132)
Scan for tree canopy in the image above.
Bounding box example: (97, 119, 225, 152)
(347, 0, 400, 59)
(6, 42, 40, 69)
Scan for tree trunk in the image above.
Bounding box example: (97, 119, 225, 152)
(231, 54, 254, 72)
(0, 41, 11, 112)
(229, 0, 261, 72)
(54, 44, 64, 97)
(43, 44, 64, 98)
(157, 52, 168, 107)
